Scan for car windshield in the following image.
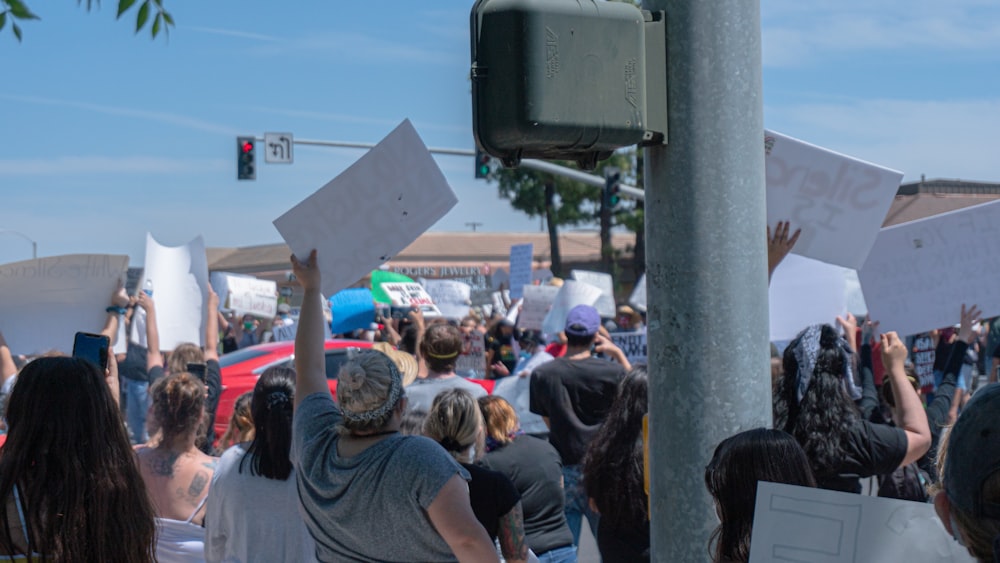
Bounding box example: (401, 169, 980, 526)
(325, 350, 358, 380)
(219, 348, 272, 368)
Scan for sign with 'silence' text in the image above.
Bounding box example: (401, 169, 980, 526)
(765, 130, 902, 270)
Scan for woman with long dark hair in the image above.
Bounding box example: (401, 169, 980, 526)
(0, 357, 157, 562)
(205, 366, 316, 562)
(704, 428, 816, 563)
(774, 325, 930, 492)
(582, 365, 649, 563)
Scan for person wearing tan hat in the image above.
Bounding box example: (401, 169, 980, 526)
(372, 341, 418, 387)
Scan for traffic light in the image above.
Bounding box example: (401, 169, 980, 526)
(604, 172, 622, 208)
(475, 148, 492, 179)
(237, 136, 256, 181)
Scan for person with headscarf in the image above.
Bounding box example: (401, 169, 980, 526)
(773, 324, 930, 493)
(289, 250, 498, 562)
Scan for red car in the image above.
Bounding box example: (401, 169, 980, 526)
(214, 339, 374, 440)
(214, 340, 495, 441)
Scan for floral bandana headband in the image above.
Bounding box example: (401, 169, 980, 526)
(792, 324, 862, 404)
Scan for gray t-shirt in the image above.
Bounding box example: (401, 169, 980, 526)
(292, 393, 469, 563)
(404, 376, 488, 413)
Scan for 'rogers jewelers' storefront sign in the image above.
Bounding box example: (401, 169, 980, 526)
(391, 266, 490, 292)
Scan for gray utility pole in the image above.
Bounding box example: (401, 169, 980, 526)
(642, 1, 770, 561)
(283, 138, 645, 201)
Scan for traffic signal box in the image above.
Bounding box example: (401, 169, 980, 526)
(471, 0, 666, 170)
(237, 136, 256, 181)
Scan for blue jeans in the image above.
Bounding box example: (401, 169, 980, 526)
(562, 464, 599, 547)
(122, 377, 149, 444)
(536, 545, 577, 563)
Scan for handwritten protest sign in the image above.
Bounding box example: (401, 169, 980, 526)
(571, 270, 616, 318)
(380, 282, 441, 317)
(0, 255, 129, 355)
(329, 288, 376, 334)
(518, 285, 561, 331)
(508, 244, 534, 300)
(210, 272, 277, 318)
(610, 331, 647, 364)
(456, 331, 486, 377)
(765, 129, 902, 270)
(273, 120, 458, 298)
(768, 254, 848, 341)
(130, 234, 209, 351)
(858, 199, 1000, 337)
(912, 333, 936, 390)
(750, 482, 973, 563)
(542, 280, 603, 337)
(629, 274, 647, 313)
(423, 279, 472, 319)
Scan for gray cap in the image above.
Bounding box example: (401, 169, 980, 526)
(944, 382, 1000, 519)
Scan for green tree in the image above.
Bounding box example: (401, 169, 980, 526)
(486, 149, 642, 280)
(1, 0, 173, 42)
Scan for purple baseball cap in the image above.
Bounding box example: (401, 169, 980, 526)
(564, 305, 601, 337)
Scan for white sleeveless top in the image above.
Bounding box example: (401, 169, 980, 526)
(155, 496, 208, 563)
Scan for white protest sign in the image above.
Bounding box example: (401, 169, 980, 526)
(491, 290, 510, 317)
(768, 254, 848, 341)
(629, 274, 647, 313)
(423, 279, 471, 319)
(765, 129, 902, 270)
(456, 332, 486, 377)
(112, 319, 128, 355)
(210, 272, 277, 318)
(518, 285, 561, 331)
(508, 244, 534, 300)
(273, 120, 458, 298)
(506, 298, 523, 325)
(609, 331, 647, 364)
(0, 255, 129, 356)
(858, 199, 1000, 337)
(380, 282, 442, 317)
(130, 234, 209, 351)
(750, 482, 973, 563)
(571, 270, 616, 318)
(542, 280, 603, 337)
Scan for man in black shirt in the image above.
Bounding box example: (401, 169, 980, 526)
(530, 305, 630, 548)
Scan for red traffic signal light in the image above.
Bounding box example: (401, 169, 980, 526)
(237, 136, 256, 181)
(242, 141, 254, 153)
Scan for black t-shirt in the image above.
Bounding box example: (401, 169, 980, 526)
(119, 341, 150, 382)
(817, 420, 908, 493)
(530, 357, 625, 465)
(482, 435, 574, 555)
(462, 463, 520, 541)
(598, 518, 650, 563)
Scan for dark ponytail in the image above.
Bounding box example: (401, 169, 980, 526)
(240, 366, 296, 480)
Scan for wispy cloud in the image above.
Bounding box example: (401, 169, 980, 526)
(762, 1, 1000, 66)
(183, 26, 280, 42)
(0, 94, 239, 136)
(241, 106, 468, 134)
(256, 31, 459, 65)
(768, 98, 1000, 181)
(0, 156, 228, 176)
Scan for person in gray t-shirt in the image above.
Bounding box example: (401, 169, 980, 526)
(406, 323, 488, 413)
(289, 249, 498, 563)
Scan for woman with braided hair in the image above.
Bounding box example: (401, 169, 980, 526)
(290, 249, 498, 562)
(205, 366, 317, 562)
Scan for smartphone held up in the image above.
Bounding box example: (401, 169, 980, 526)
(72, 332, 110, 372)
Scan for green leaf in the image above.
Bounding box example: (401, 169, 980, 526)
(116, 0, 136, 19)
(161, 10, 173, 26)
(151, 11, 160, 38)
(0, 12, 6, 32)
(12, 22, 21, 42)
(134, 0, 148, 32)
(7, 0, 38, 20)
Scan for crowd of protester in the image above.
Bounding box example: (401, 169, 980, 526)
(0, 222, 997, 562)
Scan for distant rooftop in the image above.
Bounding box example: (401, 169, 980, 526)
(897, 177, 1000, 196)
(885, 177, 1000, 226)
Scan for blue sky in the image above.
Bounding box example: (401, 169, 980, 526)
(1, 0, 999, 266)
